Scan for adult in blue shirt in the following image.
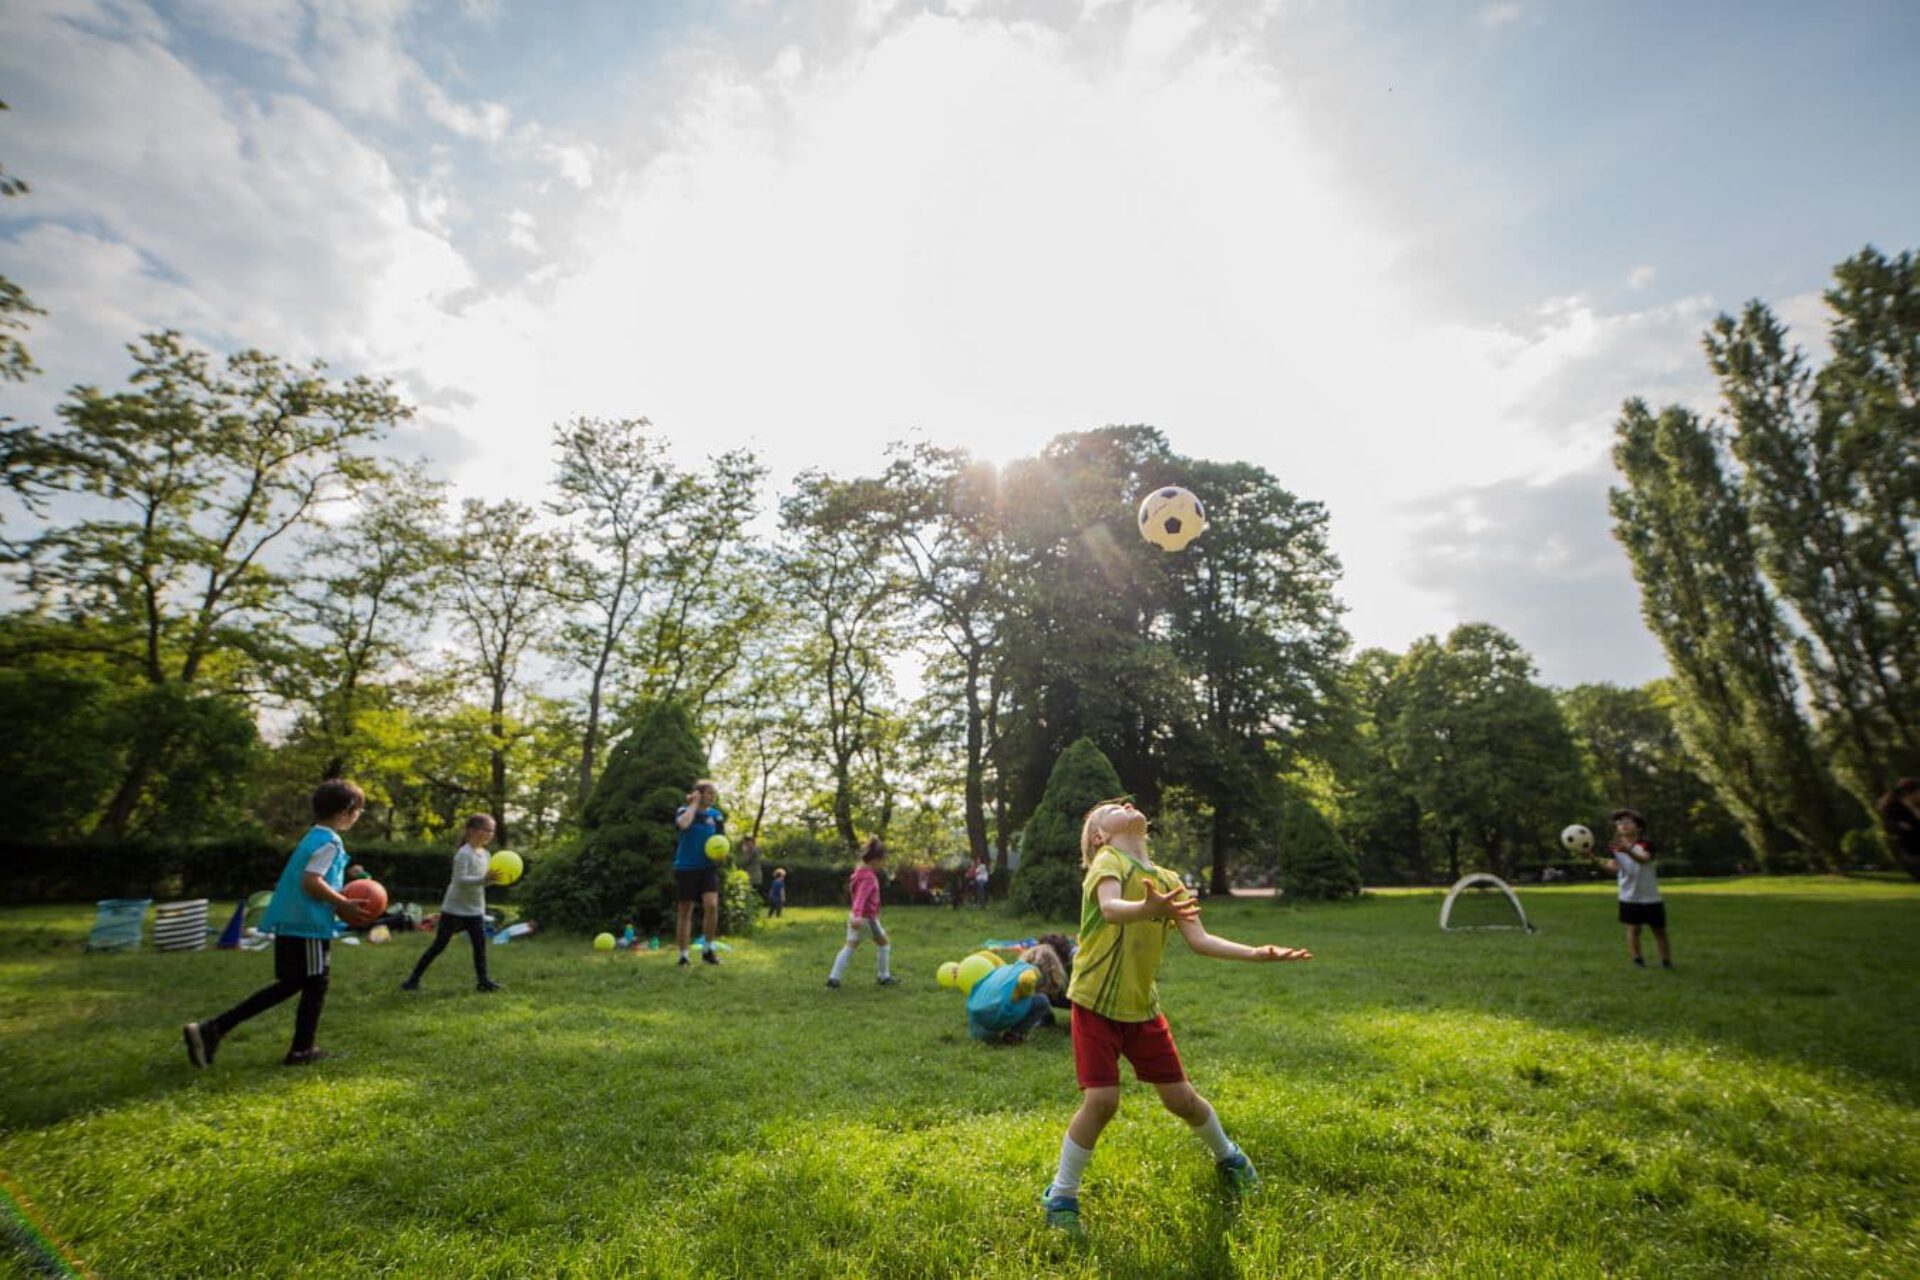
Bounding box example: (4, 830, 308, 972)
(673, 779, 727, 966)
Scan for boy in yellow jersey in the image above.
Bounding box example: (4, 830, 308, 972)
(1042, 799, 1312, 1239)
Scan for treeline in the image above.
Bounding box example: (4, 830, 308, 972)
(1, 248, 1911, 892)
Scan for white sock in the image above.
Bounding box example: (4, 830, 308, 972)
(1049, 1136, 1093, 1198)
(1190, 1105, 1240, 1161)
(875, 944, 891, 979)
(829, 946, 855, 982)
(679, 948, 689, 961)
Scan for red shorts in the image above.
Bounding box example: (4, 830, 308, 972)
(1071, 1004, 1186, 1088)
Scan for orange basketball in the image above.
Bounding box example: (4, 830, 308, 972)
(342, 878, 388, 922)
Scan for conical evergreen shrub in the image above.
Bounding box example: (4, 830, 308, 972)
(1013, 736, 1126, 920)
(1277, 796, 1362, 901)
(521, 700, 713, 933)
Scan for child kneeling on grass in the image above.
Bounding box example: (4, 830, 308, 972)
(183, 780, 375, 1068)
(966, 943, 1068, 1045)
(1042, 800, 1312, 1239)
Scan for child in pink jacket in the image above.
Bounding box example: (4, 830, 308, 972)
(827, 838, 896, 989)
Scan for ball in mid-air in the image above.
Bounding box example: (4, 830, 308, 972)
(489, 849, 524, 885)
(593, 932, 616, 951)
(1138, 485, 1207, 552)
(705, 835, 731, 861)
(342, 878, 387, 921)
(937, 961, 960, 989)
(1561, 824, 1594, 854)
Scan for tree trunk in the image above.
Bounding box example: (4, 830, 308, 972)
(1209, 808, 1231, 896)
(97, 754, 156, 838)
(491, 678, 510, 847)
(580, 664, 606, 810)
(962, 648, 990, 867)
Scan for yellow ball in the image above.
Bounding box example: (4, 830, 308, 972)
(368, 924, 391, 944)
(972, 950, 1005, 969)
(593, 932, 616, 951)
(489, 849, 524, 885)
(937, 961, 960, 989)
(1015, 968, 1039, 998)
(956, 953, 995, 995)
(705, 835, 731, 861)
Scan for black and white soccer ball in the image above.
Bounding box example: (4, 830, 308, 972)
(1560, 823, 1594, 855)
(1137, 485, 1207, 552)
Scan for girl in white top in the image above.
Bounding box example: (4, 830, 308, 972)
(403, 814, 505, 992)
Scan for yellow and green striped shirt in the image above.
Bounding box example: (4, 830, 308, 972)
(1066, 846, 1186, 1022)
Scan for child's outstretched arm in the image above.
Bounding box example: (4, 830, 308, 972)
(1173, 913, 1312, 962)
(1094, 877, 1200, 926)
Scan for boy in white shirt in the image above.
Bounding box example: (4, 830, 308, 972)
(1598, 807, 1672, 970)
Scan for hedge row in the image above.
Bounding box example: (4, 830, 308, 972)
(0, 838, 1011, 912)
(0, 838, 478, 906)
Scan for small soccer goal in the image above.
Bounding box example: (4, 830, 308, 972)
(1439, 873, 1536, 933)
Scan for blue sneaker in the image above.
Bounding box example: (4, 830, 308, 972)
(1042, 1192, 1085, 1239)
(1219, 1151, 1261, 1196)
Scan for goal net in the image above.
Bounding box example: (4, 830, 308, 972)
(1439, 873, 1535, 932)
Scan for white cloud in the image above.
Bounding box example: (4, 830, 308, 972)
(1477, 2, 1526, 30)
(1627, 264, 1656, 289)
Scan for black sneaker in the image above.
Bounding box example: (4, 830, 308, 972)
(702, 949, 720, 966)
(283, 1048, 336, 1067)
(400, 979, 420, 991)
(1661, 960, 1675, 970)
(826, 977, 841, 988)
(876, 976, 899, 986)
(678, 955, 691, 967)
(183, 1021, 219, 1068)
(477, 980, 504, 992)
(1632, 957, 1646, 967)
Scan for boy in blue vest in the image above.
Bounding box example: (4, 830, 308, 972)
(182, 780, 373, 1067)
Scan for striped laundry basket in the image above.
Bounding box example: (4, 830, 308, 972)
(86, 899, 151, 952)
(152, 899, 211, 952)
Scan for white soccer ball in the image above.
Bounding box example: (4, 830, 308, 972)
(1137, 485, 1207, 552)
(1560, 823, 1594, 854)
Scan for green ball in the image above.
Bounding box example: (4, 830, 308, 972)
(937, 961, 960, 989)
(705, 835, 731, 861)
(489, 849, 524, 885)
(593, 933, 615, 952)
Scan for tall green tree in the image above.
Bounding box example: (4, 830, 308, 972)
(995, 427, 1186, 820)
(1704, 249, 1920, 812)
(0, 100, 40, 388)
(863, 442, 1014, 867)
(445, 498, 564, 846)
(1558, 680, 1749, 873)
(8, 331, 407, 833)
(1164, 457, 1348, 893)
(282, 462, 449, 781)
(1333, 647, 1428, 883)
(1389, 624, 1588, 881)
(546, 416, 676, 807)
(1610, 400, 1847, 868)
(777, 471, 904, 850)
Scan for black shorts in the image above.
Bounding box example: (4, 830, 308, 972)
(1618, 900, 1667, 928)
(675, 868, 720, 901)
(273, 934, 332, 982)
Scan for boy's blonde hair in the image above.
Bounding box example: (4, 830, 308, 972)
(1078, 798, 1132, 867)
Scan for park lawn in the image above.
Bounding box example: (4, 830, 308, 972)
(2, 879, 1917, 1278)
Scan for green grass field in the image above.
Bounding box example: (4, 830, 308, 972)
(3, 879, 1917, 1278)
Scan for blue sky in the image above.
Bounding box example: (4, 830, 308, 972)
(3, 0, 1917, 687)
